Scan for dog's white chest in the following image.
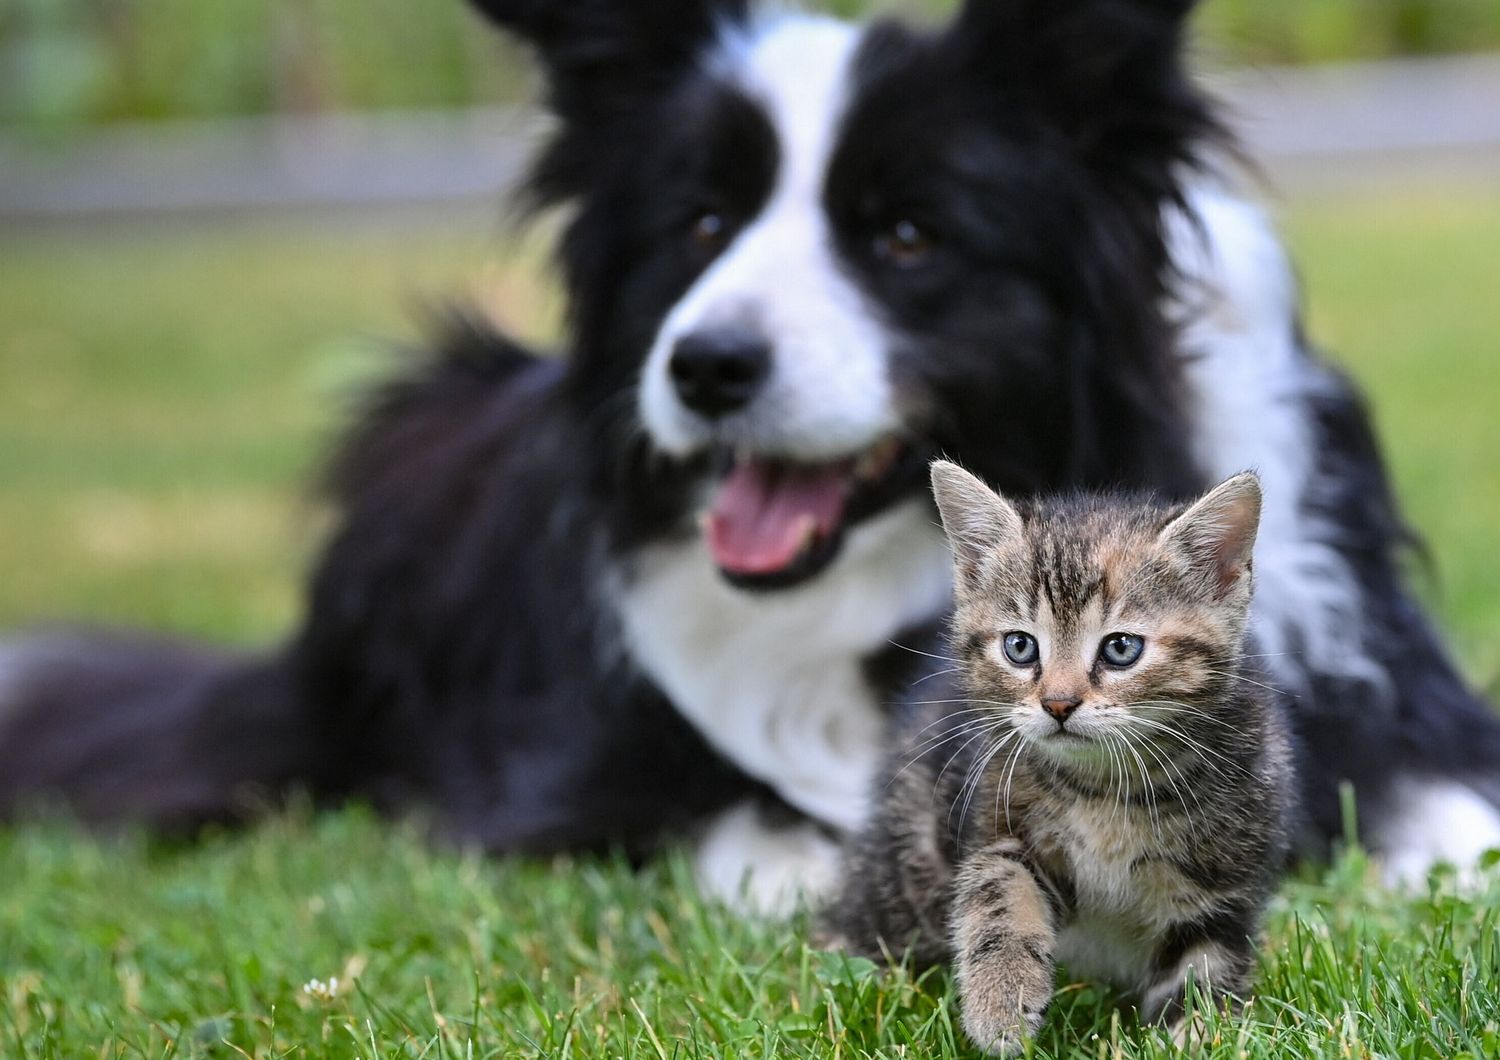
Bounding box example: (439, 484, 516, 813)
(612, 500, 952, 832)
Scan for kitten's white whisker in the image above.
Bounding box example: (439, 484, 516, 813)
(1203, 667, 1290, 697)
(899, 709, 1007, 756)
(888, 641, 960, 664)
(952, 731, 1018, 845)
(931, 723, 1008, 806)
(1133, 701, 1249, 735)
(890, 715, 1002, 784)
(1118, 736, 1164, 842)
(999, 738, 1027, 833)
(905, 698, 1023, 709)
(949, 731, 1012, 838)
(911, 667, 965, 686)
(1102, 732, 1129, 833)
(906, 707, 1000, 739)
(1128, 727, 1208, 820)
(1119, 714, 1255, 781)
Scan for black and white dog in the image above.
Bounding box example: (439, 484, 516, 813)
(4, 0, 1499, 911)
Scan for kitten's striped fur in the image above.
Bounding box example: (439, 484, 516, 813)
(823, 463, 1296, 1055)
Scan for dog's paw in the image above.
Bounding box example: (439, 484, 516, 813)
(808, 924, 854, 953)
(1167, 1010, 1208, 1051)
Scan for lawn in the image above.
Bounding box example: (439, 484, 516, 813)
(2, 185, 1499, 1057)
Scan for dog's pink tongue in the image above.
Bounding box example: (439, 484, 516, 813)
(707, 460, 851, 575)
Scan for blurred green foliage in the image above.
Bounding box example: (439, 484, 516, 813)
(3, 0, 1499, 133)
(0, 0, 525, 131)
(1200, 0, 1500, 65)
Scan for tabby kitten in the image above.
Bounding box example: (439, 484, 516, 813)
(822, 462, 1295, 1055)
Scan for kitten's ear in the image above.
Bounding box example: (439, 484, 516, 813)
(1159, 472, 1262, 599)
(930, 461, 1025, 584)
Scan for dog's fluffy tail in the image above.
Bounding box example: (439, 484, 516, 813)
(0, 632, 317, 831)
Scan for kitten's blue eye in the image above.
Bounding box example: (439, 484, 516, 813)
(1100, 633, 1144, 668)
(1002, 632, 1039, 666)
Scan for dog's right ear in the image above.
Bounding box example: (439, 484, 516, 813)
(468, 0, 749, 124)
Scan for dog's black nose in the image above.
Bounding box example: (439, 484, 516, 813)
(668, 329, 771, 418)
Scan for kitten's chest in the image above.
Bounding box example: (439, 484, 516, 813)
(1029, 798, 1218, 986)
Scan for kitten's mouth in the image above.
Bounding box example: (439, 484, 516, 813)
(702, 436, 929, 589)
(1048, 731, 1093, 745)
(1038, 728, 1098, 754)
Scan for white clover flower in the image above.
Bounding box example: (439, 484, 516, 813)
(301, 977, 340, 1002)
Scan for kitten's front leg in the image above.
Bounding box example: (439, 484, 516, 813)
(951, 838, 1057, 1057)
(817, 755, 958, 967)
(1141, 910, 1257, 1040)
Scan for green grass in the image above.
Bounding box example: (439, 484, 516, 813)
(3, 813, 1499, 1058)
(2, 187, 1500, 1056)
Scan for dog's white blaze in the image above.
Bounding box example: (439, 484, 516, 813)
(1169, 183, 1390, 702)
(693, 801, 846, 916)
(640, 16, 902, 460)
(1376, 778, 1500, 888)
(614, 499, 952, 836)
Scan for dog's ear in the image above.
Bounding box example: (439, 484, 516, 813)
(948, 0, 1211, 165)
(468, 0, 748, 123)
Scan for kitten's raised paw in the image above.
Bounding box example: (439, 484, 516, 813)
(960, 1000, 1045, 1058)
(959, 961, 1051, 1057)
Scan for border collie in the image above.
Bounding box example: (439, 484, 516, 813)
(4, 0, 1499, 911)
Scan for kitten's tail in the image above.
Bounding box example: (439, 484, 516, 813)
(0, 631, 318, 830)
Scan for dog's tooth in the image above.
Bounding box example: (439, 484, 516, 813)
(855, 437, 901, 481)
(794, 513, 819, 550)
(696, 511, 712, 532)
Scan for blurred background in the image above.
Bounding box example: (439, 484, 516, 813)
(4, 0, 1500, 130)
(0, 0, 1496, 682)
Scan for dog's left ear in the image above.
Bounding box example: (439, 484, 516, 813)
(948, 0, 1209, 163)
(467, 0, 748, 124)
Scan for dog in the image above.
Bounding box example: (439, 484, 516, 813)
(4, 0, 1499, 912)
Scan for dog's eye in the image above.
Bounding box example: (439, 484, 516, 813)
(873, 219, 933, 268)
(690, 211, 730, 253)
(1099, 633, 1144, 668)
(1002, 632, 1039, 666)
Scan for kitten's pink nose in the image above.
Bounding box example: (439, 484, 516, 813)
(1041, 695, 1082, 721)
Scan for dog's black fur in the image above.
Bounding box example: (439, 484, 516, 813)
(3, 0, 1498, 862)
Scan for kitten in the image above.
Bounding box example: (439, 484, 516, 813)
(822, 462, 1296, 1055)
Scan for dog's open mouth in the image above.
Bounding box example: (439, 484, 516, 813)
(703, 436, 927, 589)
